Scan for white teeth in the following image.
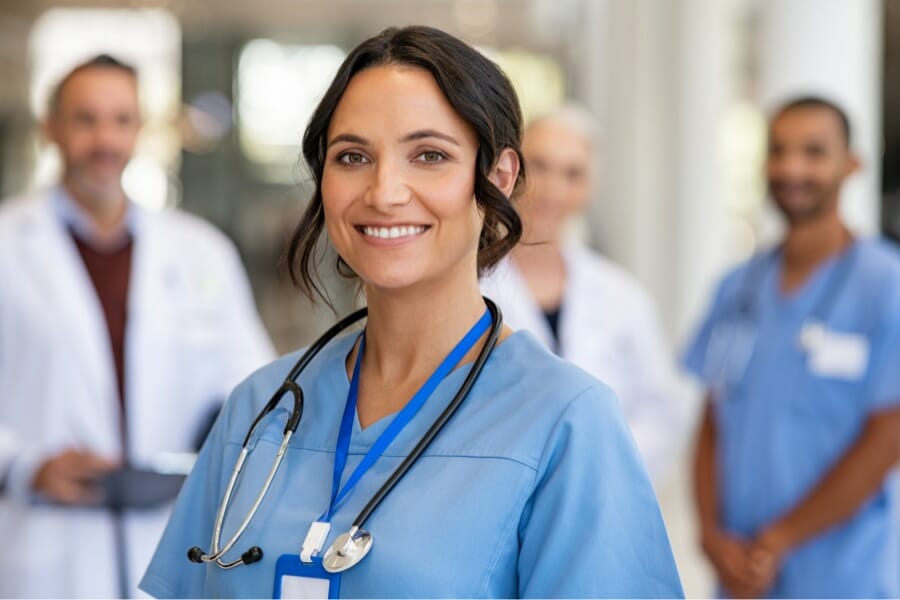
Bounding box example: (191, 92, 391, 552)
(362, 225, 426, 240)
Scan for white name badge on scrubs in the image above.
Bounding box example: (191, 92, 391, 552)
(273, 554, 341, 599)
(801, 323, 870, 380)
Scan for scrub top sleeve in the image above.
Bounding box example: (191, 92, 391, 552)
(867, 287, 900, 412)
(139, 382, 239, 598)
(517, 385, 684, 599)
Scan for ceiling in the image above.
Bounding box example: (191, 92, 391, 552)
(0, 0, 571, 112)
(1, 0, 549, 42)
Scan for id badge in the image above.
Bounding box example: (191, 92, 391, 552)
(802, 324, 870, 380)
(273, 554, 341, 599)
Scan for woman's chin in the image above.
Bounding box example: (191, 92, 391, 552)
(361, 272, 428, 296)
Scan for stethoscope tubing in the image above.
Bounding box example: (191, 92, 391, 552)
(190, 298, 501, 569)
(350, 299, 502, 530)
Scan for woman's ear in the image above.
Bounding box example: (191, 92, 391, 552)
(490, 148, 520, 198)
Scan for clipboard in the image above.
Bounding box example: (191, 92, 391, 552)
(100, 468, 186, 509)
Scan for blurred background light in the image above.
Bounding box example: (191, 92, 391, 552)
(237, 39, 346, 181)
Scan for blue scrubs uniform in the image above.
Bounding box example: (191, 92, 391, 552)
(140, 330, 683, 598)
(684, 238, 900, 598)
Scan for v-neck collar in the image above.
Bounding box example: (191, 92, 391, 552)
(767, 240, 859, 316)
(328, 328, 528, 446)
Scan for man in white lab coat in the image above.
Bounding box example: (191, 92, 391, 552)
(480, 104, 687, 482)
(0, 55, 274, 597)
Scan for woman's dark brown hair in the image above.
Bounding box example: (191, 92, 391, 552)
(287, 25, 525, 303)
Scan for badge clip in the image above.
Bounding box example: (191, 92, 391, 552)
(300, 521, 331, 563)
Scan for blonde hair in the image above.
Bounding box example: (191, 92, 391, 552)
(526, 101, 600, 147)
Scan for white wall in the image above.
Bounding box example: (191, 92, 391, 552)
(757, 0, 883, 237)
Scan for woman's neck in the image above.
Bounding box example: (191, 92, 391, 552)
(511, 240, 567, 311)
(513, 235, 562, 261)
(350, 260, 501, 428)
(63, 178, 128, 236)
(364, 279, 486, 379)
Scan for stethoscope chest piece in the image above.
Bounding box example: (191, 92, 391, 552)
(322, 529, 373, 573)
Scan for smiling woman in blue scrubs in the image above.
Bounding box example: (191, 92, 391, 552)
(139, 26, 683, 599)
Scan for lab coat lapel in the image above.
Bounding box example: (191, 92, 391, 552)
(558, 245, 592, 362)
(19, 194, 120, 453)
(123, 209, 177, 463)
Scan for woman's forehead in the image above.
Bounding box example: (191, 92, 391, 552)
(327, 65, 477, 146)
(523, 119, 591, 165)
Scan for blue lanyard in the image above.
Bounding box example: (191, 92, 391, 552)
(321, 308, 492, 522)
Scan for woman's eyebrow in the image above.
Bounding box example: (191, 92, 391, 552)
(327, 130, 461, 148)
(327, 133, 369, 148)
(400, 129, 460, 146)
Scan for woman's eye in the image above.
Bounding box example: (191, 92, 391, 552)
(416, 151, 446, 163)
(338, 152, 368, 165)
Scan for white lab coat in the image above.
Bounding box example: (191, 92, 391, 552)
(480, 244, 687, 481)
(0, 189, 274, 598)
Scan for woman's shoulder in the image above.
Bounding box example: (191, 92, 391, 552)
(456, 330, 626, 469)
(492, 329, 614, 400)
(218, 331, 359, 440)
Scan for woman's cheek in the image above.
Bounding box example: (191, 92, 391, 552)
(322, 203, 350, 260)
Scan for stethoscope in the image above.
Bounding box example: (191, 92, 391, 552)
(187, 298, 503, 572)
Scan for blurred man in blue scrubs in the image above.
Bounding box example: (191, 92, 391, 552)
(685, 97, 900, 598)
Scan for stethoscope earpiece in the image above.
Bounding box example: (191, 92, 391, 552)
(185, 545, 263, 566)
(187, 547, 204, 563)
(242, 546, 264, 565)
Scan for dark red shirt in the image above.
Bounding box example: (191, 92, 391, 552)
(70, 230, 133, 420)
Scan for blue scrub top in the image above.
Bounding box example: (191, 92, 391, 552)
(684, 238, 900, 598)
(140, 330, 683, 598)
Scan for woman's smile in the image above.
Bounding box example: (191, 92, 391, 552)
(355, 223, 432, 246)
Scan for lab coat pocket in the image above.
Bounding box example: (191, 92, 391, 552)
(175, 304, 227, 346)
(166, 305, 229, 403)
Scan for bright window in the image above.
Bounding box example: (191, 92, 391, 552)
(237, 40, 346, 181)
(28, 8, 181, 210)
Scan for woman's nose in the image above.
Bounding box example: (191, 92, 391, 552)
(362, 159, 413, 211)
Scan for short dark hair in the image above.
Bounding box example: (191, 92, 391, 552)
(287, 25, 525, 305)
(772, 95, 852, 147)
(49, 54, 138, 115)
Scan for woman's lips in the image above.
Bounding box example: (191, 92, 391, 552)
(356, 224, 431, 243)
